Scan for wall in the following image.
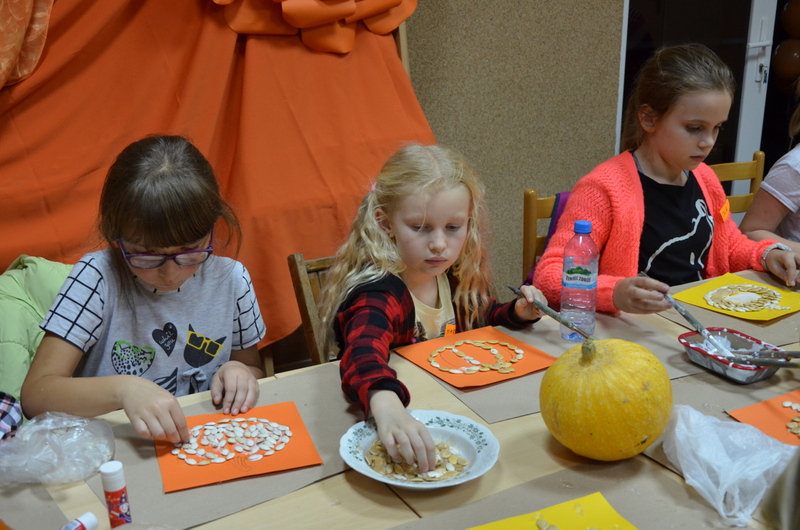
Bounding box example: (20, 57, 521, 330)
(405, 2, 624, 293)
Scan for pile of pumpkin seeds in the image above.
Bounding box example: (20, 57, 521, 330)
(171, 417, 292, 466)
(364, 439, 468, 482)
(704, 284, 789, 312)
(782, 401, 800, 437)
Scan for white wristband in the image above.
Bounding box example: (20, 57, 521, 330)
(760, 242, 792, 269)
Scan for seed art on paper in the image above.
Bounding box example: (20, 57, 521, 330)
(728, 390, 800, 446)
(672, 273, 800, 321)
(155, 401, 322, 492)
(394, 327, 556, 388)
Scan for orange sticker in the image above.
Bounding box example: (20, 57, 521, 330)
(155, 402, 323, 493)
(395, 326, 556, 389)
(444, 324, 457, 336)
(720, 199, 730, 222)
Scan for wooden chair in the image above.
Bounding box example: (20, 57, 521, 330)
(522, 188, 570, 283)
(708, 150, 765, 214)
(287, 253, 335, 366)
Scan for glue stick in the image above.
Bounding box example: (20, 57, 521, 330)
(99, 460, 132, 527)
(59, 512, 98, 530)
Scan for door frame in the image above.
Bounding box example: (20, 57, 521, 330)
(616, 0, 777, 168)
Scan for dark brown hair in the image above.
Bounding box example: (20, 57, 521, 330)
(99, 135, 241, 295)
(621, 43, 736, 151)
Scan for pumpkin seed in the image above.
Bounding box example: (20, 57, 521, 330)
(171, 417, 293, 466)
(363, 439, 468, 482)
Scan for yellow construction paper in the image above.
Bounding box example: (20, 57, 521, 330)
(468, 492, 637, 529)
(672, 273, 800, 321)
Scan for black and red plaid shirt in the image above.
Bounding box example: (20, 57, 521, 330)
(335, 273, 535, 416)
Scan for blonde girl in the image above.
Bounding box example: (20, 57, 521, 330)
(534, 43, 800, 314)
(22, 135, 266, 444)
(319, 144, 545, 472)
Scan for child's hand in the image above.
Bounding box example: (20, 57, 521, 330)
(211, 360, 260, 415)
(764, 248, 800, 287)
(612, 276, 672, 314)
(369, 390, 436, 473)
(513, 285, 547, 321)
(119, 377, 190, 444)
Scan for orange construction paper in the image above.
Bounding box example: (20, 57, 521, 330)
(155, 402, 323, 493)
(728, 390, 800, 446)
(672, 273, 800, 321)
(394, 326, 556, 389)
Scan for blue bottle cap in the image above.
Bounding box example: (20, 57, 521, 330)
(574, 220, 592, 234)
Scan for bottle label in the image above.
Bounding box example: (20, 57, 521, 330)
(562, 265, 597, 290)
(104, 487, 132, 527)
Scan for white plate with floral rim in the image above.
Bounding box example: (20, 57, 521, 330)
(339, 409, 499, 489)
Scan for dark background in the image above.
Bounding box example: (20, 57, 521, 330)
(623, 0, 797, 170)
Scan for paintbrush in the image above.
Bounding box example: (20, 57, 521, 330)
(507, 285, 597, 341)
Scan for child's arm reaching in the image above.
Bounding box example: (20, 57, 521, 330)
(211, 345, 264, 415)
(21, 333, 190, 444)
(336, 275, 437, 471)
(369, 389, 436, 473)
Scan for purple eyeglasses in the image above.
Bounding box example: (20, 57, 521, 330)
(118, 231, 214, 269)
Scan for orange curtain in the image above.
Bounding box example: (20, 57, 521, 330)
(0, 0, 435, 346)
(0, 0, 54, 87)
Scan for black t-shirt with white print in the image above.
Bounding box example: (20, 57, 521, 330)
(637, 170, 714, 286)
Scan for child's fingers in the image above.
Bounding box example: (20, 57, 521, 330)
(382, 432, 404, 464)
(170, 406, 190, 442)
(131, 407, 187, 445)
(150, 406, 188, 444)
(218, 368, 259, 415)
(130, 416, 153, 440)
(783, 253, 800, 286)
(210, 375, 224, 406)
(412, 425, 436, 473)
(228, 377, 260, 415)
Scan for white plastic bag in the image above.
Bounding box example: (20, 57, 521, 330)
(0, 411, 114, 484)
(662, 404, 797, 526)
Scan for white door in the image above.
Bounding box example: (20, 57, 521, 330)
(735, 0, 777, 163)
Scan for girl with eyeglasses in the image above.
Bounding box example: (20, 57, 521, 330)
(21, 135, 266, 444)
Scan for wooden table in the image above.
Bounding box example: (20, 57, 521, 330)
(3, 310, 795, 529)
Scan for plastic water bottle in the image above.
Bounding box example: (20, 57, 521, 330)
(560, 220, 598, 341)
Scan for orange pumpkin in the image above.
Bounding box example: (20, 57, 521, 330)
(539, 339, 672, 461)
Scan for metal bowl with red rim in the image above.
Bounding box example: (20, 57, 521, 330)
(677, 327, 783, 384)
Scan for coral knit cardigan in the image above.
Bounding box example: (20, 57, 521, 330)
(532, 151, 776, 312)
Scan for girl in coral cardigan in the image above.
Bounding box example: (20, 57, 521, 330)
(533, 44, 800, 314)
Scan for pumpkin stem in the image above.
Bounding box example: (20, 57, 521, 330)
(580, 339, 596, 364)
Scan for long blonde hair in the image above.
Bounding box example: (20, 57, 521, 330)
(318, 144, 492, 356)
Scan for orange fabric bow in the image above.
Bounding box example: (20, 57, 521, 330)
(213, 0, 417, 53)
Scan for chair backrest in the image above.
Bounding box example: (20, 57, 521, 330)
(708, 150, 765, 214)
(522, 189, 570, 284)
(287, 253, 334, 365)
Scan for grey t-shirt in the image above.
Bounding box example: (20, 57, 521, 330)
(41, 250, 266, 396)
